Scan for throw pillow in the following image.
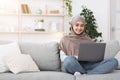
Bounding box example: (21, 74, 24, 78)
(0, 42, 21, 73)
(6, 54, 40, 74)
(115, 51, 120, 69)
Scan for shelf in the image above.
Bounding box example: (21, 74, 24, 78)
(20, 13, 65, 17)
(0, 32, 19, 34)
(0, 31, 64, 35)
(0, 13, 19, 16)
(0, 0, 65, 42)
(20, 31, 64, 34)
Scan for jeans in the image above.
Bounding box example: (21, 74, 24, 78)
(63, 56, 118, 74)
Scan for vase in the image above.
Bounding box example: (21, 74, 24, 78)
(37, 22, 43, 29)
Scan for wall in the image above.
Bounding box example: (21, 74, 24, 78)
(72, 0, 110, 42)
(110, 0, 120, 42)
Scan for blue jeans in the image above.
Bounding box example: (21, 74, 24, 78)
(63, 56, 118, 74)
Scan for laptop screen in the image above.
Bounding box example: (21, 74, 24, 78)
(78, 43, 106, 62)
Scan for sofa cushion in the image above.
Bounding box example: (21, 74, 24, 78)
(104, 40, 120, 59)
(19, 42, 60, 71)
(0, 71, 75, 80)
(6, 54, 40, 74)
(0, 42, 21, 73)
(76, 70, 120, 80)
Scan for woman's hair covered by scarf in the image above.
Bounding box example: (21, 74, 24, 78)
(71, 15, 85, 27)
(70, 16, 86, 32)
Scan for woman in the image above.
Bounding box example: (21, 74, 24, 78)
(59, 15, 118, 75)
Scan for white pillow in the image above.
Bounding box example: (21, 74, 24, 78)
(6, 54, 40, 74)
(0, 42, 21, 73)
(115, 51, 120, 69)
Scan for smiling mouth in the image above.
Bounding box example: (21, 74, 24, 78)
(77, 30, 83, 33)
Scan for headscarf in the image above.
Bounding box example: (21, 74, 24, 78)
(59, 15, 93, 56)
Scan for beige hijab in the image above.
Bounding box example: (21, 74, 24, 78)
(59, 16, 93, 56)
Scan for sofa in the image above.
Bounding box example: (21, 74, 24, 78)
(0, 40, 120, 80)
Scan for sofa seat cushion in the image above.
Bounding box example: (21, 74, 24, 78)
(19, 42, 60, 71)
(76, 70, 120, 80)
(0, 71, 75, 80)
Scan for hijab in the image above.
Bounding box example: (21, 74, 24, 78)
(59, 16, 93, 56)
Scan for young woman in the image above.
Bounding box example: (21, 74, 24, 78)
(59, 15, 118, 75)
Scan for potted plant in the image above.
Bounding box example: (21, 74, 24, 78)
(80, 6, 102, 42)
(64, 0, 72, 17)
(37, 19, 44, 28)
(64, 0, 73, 33)
(35, 19, 45, 31)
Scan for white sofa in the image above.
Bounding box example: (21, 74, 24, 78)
(0, 40, 120, 80)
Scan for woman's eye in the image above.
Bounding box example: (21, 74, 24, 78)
(76, 24, 79, 26)
(81, 24, 84, 27)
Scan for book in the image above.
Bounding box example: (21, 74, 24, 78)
(49, 10, 59, 14)
(21, 4, 26, 13)
(21, 4, 31, 14)
(34, 29, 45, 31)
(25, 4, 31, 13)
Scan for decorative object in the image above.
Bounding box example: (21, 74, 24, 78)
(34, 28, 45, 31)
(49, 10, 59, 14)
(21, 4, 31, 14)
(80, 6, 102, 42)
(35, 19, 45, 31)
(37, 19, 44, 29)
(36, 9, 42, 14)
(6, 54, 40, 74)
(45, 4, 48, 14)
(51, 22, 57, 32)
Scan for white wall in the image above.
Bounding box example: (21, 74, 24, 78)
(110, 0, 120, 42)
(72, 0, 110, 42)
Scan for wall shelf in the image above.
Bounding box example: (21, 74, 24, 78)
(20, 31, 64, 34)
(20, 14, 65, 17)
(0, 32, 19, 34)
(0, 0, 65, 42)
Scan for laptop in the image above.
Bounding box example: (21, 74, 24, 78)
(78, 43, 106, 62)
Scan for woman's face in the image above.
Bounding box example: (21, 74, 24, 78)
(73, 21, 85, 35)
